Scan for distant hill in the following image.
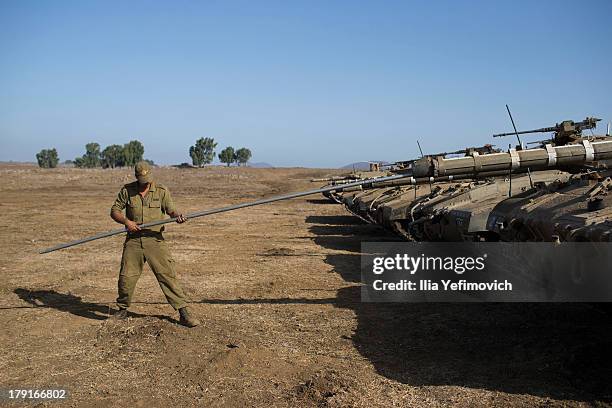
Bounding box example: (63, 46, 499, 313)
(341, 161, 388, 170)
(249, 162, 274, 168)
(0, 161, 36, 165)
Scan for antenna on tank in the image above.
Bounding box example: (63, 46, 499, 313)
(508, 144, 513, 198)
(505, 104, 523, 149)
(415, 140, 429, 195)
(503, 105, 523, 197)
(416, 140, 424, 158)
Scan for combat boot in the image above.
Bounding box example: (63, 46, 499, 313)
(179, 307, 200, 328)
(112, 308, 129, 320)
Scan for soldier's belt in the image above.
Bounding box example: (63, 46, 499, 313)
(126, 230, 164, 239)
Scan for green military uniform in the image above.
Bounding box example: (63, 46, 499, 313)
(111, 181, 188, 310)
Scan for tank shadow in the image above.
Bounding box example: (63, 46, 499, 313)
(310, 220, 401, 253)
(305, 215, 367, 225)
(309, 214, 612, 402)
(13, 288, 179, 324)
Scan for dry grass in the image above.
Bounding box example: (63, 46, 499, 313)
(0, 164, 610, 407)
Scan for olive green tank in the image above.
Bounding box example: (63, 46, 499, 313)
(329, 117, 612, 242)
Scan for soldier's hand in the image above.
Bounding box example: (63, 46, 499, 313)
(175, 214, 187, 224)
(125, 220, 141, 232)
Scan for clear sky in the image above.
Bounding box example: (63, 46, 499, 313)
(1, 0, 611, 168)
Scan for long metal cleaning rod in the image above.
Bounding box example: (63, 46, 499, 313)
(39, 173, 410, 254)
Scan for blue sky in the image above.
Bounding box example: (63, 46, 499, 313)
(1, 0, 611, 167)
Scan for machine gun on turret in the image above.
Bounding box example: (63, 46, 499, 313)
(493, 117, 601, 146)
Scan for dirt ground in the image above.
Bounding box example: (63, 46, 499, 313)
(0, 163, 611, 407)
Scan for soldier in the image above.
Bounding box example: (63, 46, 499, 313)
(110, 161, 200, 327)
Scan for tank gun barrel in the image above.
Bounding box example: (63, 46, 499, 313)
(411, 139, 612, 179)
(345, 139, 612, 192)
(340, 169, 538, 193)
(493, 117, 601, 142)
(381, 145, 499, 169)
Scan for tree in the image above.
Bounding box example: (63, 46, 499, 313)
(234, 147, 252, 166)
(101, 144, 124, 168)
(189, 137, 217, 167)
(218, 146, 235, 166)
(123, 140, 144, 166)
(74, 143, 101, 168)
(85, 142, 101, 167)
(73, 157, 85, 168)
(36, 148, 59, 168)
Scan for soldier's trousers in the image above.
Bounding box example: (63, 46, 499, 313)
(117, 234, 188, 310)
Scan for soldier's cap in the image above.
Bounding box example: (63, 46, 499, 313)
(135, 161, 152, 184)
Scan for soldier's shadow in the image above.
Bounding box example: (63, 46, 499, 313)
(13, 288, 179, 324)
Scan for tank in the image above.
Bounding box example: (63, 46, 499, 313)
(330, 117, 612, 243)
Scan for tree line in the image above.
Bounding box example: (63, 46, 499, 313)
(74, 141, 146, 168)
(36, 141, 146, 169)
(189, 137, 252, 167)
(36, 137, 253, 168)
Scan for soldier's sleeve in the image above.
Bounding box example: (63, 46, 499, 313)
(111, 187, 128, 213)
(161, 188, 177, 215)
